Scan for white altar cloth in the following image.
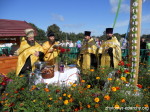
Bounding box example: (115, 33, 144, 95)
(34, 67, 80, 86)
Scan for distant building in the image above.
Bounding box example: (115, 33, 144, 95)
(0, 19, 37, 45)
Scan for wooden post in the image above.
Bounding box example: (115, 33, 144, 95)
(129, 0, 142, 86)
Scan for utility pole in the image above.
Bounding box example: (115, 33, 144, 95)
(129, 0, 142, 86)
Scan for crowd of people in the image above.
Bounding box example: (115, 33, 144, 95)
(14, 28, 122, 75)
(0, 28, 149, 75)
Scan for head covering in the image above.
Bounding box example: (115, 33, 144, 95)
(24, 29, 34, 37)
(106, 28, 113, 34)
(84, 31, 91, 36)
(47, 32, 55, 37)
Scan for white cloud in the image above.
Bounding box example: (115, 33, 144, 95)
(63, 24, 85, 28)
(109, 0, 129, 13)
(143, 0, 146, 2)
(113, 20, 129, 27)
(142, 0, 149, 3)
(51, 14, 64, 22)
(142, 14, 150, 23)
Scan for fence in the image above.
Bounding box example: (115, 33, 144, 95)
(0, 47, 149, 65)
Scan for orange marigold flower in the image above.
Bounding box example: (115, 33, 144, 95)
(111, 87, 117, 92)
(121, 99, 126, 103)
(54, 100, 58, 103)
(47, 105, 51, 107)
(49, 97, 53, 100)
(81, 80, 85, 83)
(107, 78, 112, 81)
(94, 97, 100, 102)
(59, 97, 62, 100)
(69, 98, 73, 102)
(44, 88, 50, 92)
(95, 104, 99, 108)
(144, 104, 149, 107)
(121, 77, 126, 81)
(72, 84, 77, 87)
(63, 93, 67, 96)
(67, 94, 71, 98)
(114, 104, 120, 109)
(19, 75, 24, 77)
(104, 95, 110, 100)
(87, 85, 91, 88)
(90, 69, 95, 72)
(32, 100, 36, 102)
(134, 89, 138, 92)
(96, 77, 100, 80)
(136, 104, 140, 107)
(87, 104, 91, 108)
(64, 100, 69, 105)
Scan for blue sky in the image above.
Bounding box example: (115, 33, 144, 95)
(0, 0, 150, 36)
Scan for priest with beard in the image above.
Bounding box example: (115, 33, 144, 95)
(16, 29, 44, 75)
(42, 32, 60, 65)
(77, 31, 98, 73)
(98, 28, 121, 68)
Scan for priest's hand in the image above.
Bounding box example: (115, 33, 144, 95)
(34, 51, 39, 57)
(48, 49, 54, 53)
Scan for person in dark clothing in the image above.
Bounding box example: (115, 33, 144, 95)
(9, 43, 19, 56)
(140, 37, 147, 63)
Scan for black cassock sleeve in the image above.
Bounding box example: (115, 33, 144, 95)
(90, 54, 97, 69)
(38, 51, 45, 62)
(107, 47, 114, 68)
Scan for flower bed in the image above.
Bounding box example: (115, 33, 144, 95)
(0, 62, 149, 112)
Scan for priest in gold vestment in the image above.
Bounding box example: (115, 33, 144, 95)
(42, 32, 60, 65)
(16, 29, 44, 75)
(98, 28, 121, 68)
(77, 31, 98, 71)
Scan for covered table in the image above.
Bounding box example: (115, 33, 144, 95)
(32, 66, 80, 87)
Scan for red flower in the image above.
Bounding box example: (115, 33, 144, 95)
(59, 48, 66, 53)
(66, 49, 70, 52)
(3, 77, 9, 81)
(74, 108, 79, 111)
(59, 48, 70, 53)
(2, 97, 6, 100)
(9, 103, 15, 107)
(137, 84, 142, 88)
(118, 61, 124, 66)
(20, 88, 25, 91)
(55, 89, 60, 93)
(14, 91, 19, 93)
(117, 70, 122, 74)
(0, 82, 6, 85)
(126, 63, 131, 67)
(124, 69, 129, 73)
(116, 87, 120, 90)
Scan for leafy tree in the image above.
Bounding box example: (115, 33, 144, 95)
(47, 24, 61, 41)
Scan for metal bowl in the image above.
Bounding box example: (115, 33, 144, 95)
(34, 61, 46, 70)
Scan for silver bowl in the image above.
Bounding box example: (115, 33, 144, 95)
(34, 61, 46, 70)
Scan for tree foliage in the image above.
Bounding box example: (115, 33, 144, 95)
(29, 23, 150, 43)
